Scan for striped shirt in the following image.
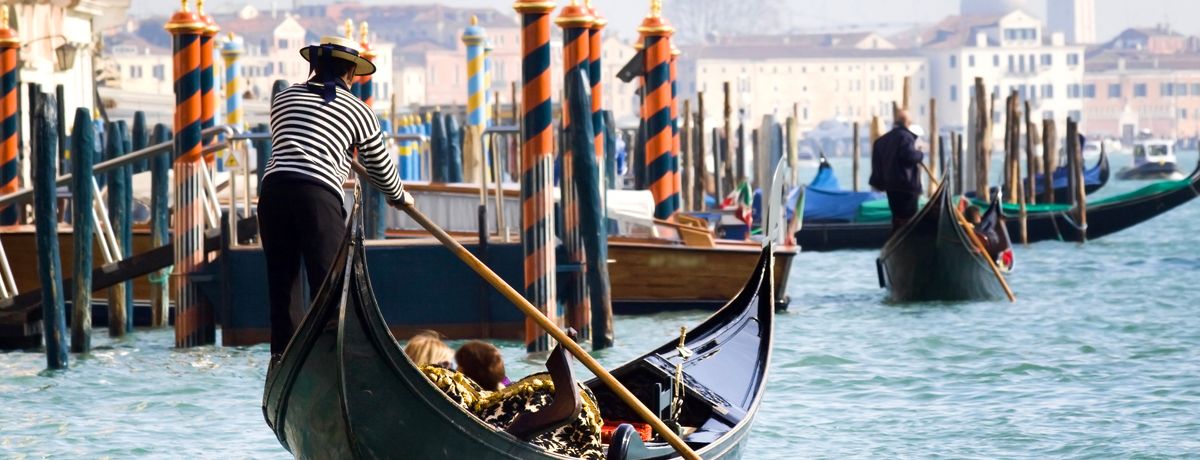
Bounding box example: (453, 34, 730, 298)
(264, 83, 403, 202)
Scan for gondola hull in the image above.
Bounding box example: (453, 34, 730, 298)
(264, 210, 777, 459)
(877, 181, 1008, 302)
(798, 159, 1200, 251)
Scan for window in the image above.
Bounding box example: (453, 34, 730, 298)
(278, 39, 288, 50)
(1068, 110, 1082, 122)
(968, 55, 975, 67)
(1177, 83, 1189, 96)
(1162, 83, 1174, 96)
(1193, 83, 1200, 96)
(1019, 55, 1026, 73)
(950, 84, 958, 101)
(1042, 84, 1055, 99)
(130, 66, 142, 78)
(993, 54, 1000, 67)
(1109, 84, 1122, 98)
(1183, 109, 1189, 120)
(1134, 83, 1147, 97)
(947, 54, 956, 68)
(1067, 53, 1080, 66)
(1083, 84, 1096, 98)
(1041, 54, 1052, 66)
(152, 64, 165, 80)
(1067, 84, 1082, 98)
(1008, 55, 1015, 72)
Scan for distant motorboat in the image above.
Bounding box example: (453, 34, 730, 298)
(1117, 139, 1183, 181)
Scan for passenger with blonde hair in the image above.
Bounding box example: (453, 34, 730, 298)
(403, 330, 454, 370)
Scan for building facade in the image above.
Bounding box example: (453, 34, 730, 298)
(918, 10, 1086, 145)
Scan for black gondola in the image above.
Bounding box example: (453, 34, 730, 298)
(798, 157, 1200, 251)
(877, 173, 1012, 302)
(263, 200, 777, 459)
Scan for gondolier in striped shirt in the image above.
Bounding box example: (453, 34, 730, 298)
(258, 35, 414, 359)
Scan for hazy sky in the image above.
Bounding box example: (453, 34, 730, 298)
(130, 0, 1200, 42)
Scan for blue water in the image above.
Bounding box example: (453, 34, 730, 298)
(3, 152, 1199, 458)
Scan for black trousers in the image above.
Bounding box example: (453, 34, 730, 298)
(886, 190, 920, 231)
(258, 175, 346, 355)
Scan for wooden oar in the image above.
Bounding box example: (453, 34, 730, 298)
(399, 203, 702, 460)
(919, 162, 1016, 303)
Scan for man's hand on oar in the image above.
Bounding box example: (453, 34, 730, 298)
(351, 160, 415, 209)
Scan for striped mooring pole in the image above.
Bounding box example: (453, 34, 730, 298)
(166, 0, 214, 348)
(0, 6, 19, 225)
(514, 0, 559, 353)
(199, 0, 218, 169)
(640, 0, 678, 219)
(221, 33, 244, 132)
(462, 15, 487, 184)
(586, 0, 613, 350)
(358, 22, 387, 239)
(670, 45, 682, 212)
(556, 0, 593, 343)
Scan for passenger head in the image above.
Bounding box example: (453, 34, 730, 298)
(404, 330, 454, 369)
(894, 110, 911, 129)
(964, 206, 982, 224)
(455, 341, 508, 391)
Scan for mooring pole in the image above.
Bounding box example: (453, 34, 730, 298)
(166, 0, 212, 347)
(720, 81, 732, 198)
(1068, 118, 1087, 242)
(639, 1, 677, 219)
(357, 22, 386, 240)
(1024, 100, 1036, 205)
(1042, 118, 1056, 204)
(222, 33, 244, 132)
(150, 124, 171, 327)
(199, 0, 218, 170)
(515, 0, 559, 352)
(104, 122, 128, 337)
(556, 1, 593, 343)
(681, 99, 692, 212)
(974, 77, 989, 203)
(695, 92, 707, 208)
(115, 120, 134, 333)
(0, 7, 19, 225)
(33, 92, 68, 369)
(69, 109, 95, 352)
(588, 0, 607, 211)
(928, 98, 938, 196)
(852, 121, 861, 192)
(670, 45, 682, 213)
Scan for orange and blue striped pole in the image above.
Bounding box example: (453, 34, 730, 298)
(166, 0, 210, 348)
(0, 6, 19, 224)
(670, 45, 682, 212)
(514, 0, 558, 353)
(588, 1, 605, 170)
(199, 0, 218, 168)
(640, 0, 677, 219)
(358, 22, 376, 109)
(556, 0, 593, 343)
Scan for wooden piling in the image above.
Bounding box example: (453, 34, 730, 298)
(722, 81, 733, 194)
(117, 120, 134, 332)
(104, 122, 128, 337)
(974, 77, 989, 202)
(695, 91, 707, 208)
(69, 109, 95, 352)
(150, 124, 171, 327)
(1024, 100, 1036, 205)
(681, 99, 692, 212)
(132, 111, 150, 172)
(902, 76, 911, 113)
(928, 98, 938, 196)
(1005, 92, 1017, 203)
(1068, 119, 1087, 242)
(852, 121, 861, 192)
(786, 114, 798, 185)
(55, 85, 67, 173)
(33, 92, 67, 369)
(1042, 119, 1056, 204)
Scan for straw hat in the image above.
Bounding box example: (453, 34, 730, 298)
(300, 35, 376, 76)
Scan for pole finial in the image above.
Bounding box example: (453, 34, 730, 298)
(359, 21, 369, 44)
(343, 19, 354, 39)
(0, 5, 8, 27)
(196, 0, 205, 14)
(649, 0, 661, 18)
(470, 15, 478, 26)
(180, 0, 189, 13)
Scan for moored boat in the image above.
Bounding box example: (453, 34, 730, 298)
(877, 176, 1013, 302)
(264, 200, 777, 459)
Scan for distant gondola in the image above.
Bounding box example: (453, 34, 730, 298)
(263, 200, 777, 459)
(796, 157, 1200, 251)
(877, 174, 1013, 302)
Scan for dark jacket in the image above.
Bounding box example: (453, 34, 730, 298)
(869, 125, 925, 193)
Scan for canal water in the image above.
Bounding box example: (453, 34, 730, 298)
(2, 152, 1198, 458)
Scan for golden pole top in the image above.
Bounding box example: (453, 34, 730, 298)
(180, 0, 189, 13)
(649, 0, 661, 18)
(1, 4, 8, 26)
(343, 19, 354, 40)
(359, 21, 370, 44)
(471, 15, 479, 26)
(638, 0, 673, 36)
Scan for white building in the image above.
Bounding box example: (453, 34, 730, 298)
(917, 9, 1086, 145)
(1047, 0, 1097, 45)
(677, 33, 930, 135)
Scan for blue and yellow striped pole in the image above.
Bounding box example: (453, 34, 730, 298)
(640, 0, 677, 219)
(166, 0, 211, 348)
(484, 40, 494, 127)
(221, 33, 243, 132)
(515, 0, 559, 353)
(556, 0, 593, 343)
(463, 16, 487, 184)
(0, 6, 19, 224)
(199, 0, 218, 169)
